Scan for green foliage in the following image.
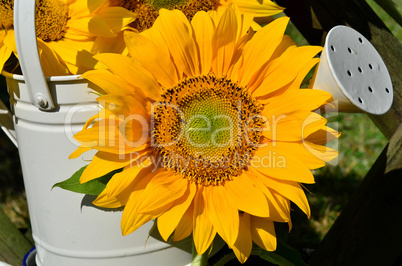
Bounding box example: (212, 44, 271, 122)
(52, 166, 122, 195)
(213, 240, 307, 266)
(258, 240, 307, 266)
(367, 0, 402, 39)
(373, 0, 402, 27)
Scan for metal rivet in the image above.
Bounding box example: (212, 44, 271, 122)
(35, 95, 48, 108)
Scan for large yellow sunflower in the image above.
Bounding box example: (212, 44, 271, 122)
(109, 0, 284, 32)
(0, 0, 135, 76)
(72, 6, 339, 263)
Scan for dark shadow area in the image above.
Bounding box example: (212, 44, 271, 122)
(287, 165, 362, 250)
(0, 74, 29, 229)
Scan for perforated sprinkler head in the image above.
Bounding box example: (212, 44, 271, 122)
(312, 25, 393, 115)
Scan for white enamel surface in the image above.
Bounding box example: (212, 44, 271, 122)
(6, 76, 192, 266)
(313, 26, 393, 115)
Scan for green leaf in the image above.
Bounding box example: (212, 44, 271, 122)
(52, 166, 122, 195)
(257, 239, 307, 266)
(373, 0, 402, 27)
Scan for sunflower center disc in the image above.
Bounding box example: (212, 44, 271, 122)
(0, 0, 13, 30)
(0, 0, 69, 40)
(111, 0, 219, 32)
(35, 0, 70, 42)
(153, 75, 265, 186)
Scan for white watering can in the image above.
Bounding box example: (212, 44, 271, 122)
(0, 0, 193, 265)
(0, 1, 393, 265)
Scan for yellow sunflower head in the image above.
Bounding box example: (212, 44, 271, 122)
(73, 5, 339, 263)
(109, 0, 284, 32)
(0, 0, 136, 76)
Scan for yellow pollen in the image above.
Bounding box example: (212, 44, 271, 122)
(111, 0, 220, 32)
(0, 0, 69, 41)
(0, 0, 14, 30)
(152, 74, 265, 186)
(35, 0, 70, 42)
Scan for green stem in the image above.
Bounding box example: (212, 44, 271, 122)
(191, 240, 208, 266)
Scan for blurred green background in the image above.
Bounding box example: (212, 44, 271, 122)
(0, 0, 400, 258)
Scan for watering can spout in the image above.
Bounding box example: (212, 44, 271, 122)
(311, 26, 393, 115)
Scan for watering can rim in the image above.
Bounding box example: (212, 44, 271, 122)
(2, 71, 83, 82)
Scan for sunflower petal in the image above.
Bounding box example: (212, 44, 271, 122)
(96, 94, 149, 118)
(135, 173, 188, 214)
(37, 39, 70, 76)
(234, 0, 284, 17)
(250, 216, 277, 251)
(154, 9, 200, 77)
(205, 186, 239, 248)
(91, 32, 127, 54)
(253, 170, 311, 218)
(102, 158, 153, 198)
(247, 35, 296, 93)
(262, 111, 327, 142)
(252, 146, 315, 183)
(225, 174, 269, 217)
(239, 17, 289, 86)
(121, 193, 157, 236)
(69, 146, 92, 159)
(68, 0, 107, 18)
(92, 178, 134, 208)
(193, 187, 216, 255)
(264, 89, 332, 115)
(124, 31, 178, 87)
(80, 151, 137, 183)
(191, 11, 214, 75)
(174, 202, 194, 241)
(253, 46, 322, 98)
(232, 213, 252, 264)
(82, 69, 134, 95)
(73, 118, 148, 154)
(246, 172, 290, 222)
(0, 41, 12, 73)
(211, 5, 238, 77)
(67, 15, 116, 38)
(306, 125, 340, 145)
(157, 183, 196, 241)
(94, 53, 161, 100)
(3, 30, 17, 54)
(96, 6, 136, 34)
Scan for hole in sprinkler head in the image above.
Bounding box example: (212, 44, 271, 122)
(369, 63, 373, 69)
(358, 67, 362, 73)
(368, 86, 373, 92)
(347, 70, 352, 76)
(358, 37, 363, 43)
(330, 45, 335, 52)
(348, 47, 352, 53)
(385, 88, 390, 93)
(358, 97, 363, 104)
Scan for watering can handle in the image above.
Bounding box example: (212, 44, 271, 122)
(13, 0, 55, 110)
